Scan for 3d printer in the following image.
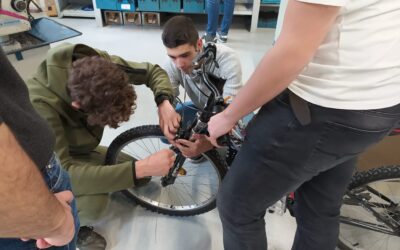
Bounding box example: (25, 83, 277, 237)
(0, 0, 35, 52)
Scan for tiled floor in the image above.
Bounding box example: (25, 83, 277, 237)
(15, 15, 298, 249)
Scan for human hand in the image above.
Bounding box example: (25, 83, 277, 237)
(175, 134, 214, 158)
(21, 191, 75, 249)
(136, 149, 176, 178)
(158, 100, 181, 143)
(207, 111, 236, 147)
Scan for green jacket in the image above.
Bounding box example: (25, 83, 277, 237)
(27, 43, 174, 196)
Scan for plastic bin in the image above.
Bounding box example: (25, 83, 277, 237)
(137, 0, 159, 11)
(159, 0, 180, 12)
(183, 0, 204, 13)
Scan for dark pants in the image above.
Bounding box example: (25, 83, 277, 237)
(217, 90, 400, 250)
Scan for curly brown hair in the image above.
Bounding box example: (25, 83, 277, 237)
(67, 56, 137, 128)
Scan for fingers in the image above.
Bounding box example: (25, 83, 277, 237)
(54, 190, 74, 205)
(190, 134, 202, 140)
(36, 239, 52, 249)
(176, 139, 192, 147)
(205, 135, 221, 148)
(172, 115, 181, 129)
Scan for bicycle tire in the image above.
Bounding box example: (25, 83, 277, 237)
(105, 125, 228, 216)
(338, 165, 400, 250)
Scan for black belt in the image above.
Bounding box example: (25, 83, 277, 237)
(288, 91, 311, 126)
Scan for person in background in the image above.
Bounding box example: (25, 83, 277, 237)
(207, 0, 400, 249)
(204, 0, 235, 43)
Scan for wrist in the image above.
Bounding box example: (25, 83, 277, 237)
(135, 159, 147, 179)
(157, 99, 170, 109)
(222, 108, 238, 126)
(47, 201, 69, 238)
(155, 95, 173, 107)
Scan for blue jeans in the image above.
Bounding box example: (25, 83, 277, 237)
(206, 0, 235, 36)
(217, 90, 400, 250)
(0, 153, 80, 250)
(176, 101, 199, 128)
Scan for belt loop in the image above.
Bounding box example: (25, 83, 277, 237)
(289, 91, 311, 126)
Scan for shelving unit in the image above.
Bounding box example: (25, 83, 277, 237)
(93, 0, 263, 31)
(55, 0, 96, 18)
(90, 0, 279, 32)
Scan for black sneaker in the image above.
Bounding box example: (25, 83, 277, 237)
(202, 33, 217, 43)
(77, 226, 107, 250)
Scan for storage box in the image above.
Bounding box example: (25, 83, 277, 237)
(104, 10, 124, 25)
(123, 12, 142, 25)
(257, 11, 277, 28)
(261, 0, 280, 4)
(118, 0, 136, 11)
(141, 12, 160, 26)
(183, 0, 204, 13)
(45, 0, 58, 16)
(159, 0, 180, 12)
(137, 0, 159, 11)
(96, 0, 118, 10)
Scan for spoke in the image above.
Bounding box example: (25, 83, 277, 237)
(148, 138, 158, 153)
(175, 179, 197, 205)
(139, 138, 153, 155)
(174, 182, 218, 190)
(130, 140, 152, 155)
(121, 147, 141, 160)
(168, 184, 184, 207)
(176, 179, 212, 200)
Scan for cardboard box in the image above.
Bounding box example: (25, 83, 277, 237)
(45, 0, 58, 16)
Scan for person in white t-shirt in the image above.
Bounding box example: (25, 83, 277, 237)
(207, 0, 400, 249)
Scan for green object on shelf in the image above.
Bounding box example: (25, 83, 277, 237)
(257, 11, 278, 28)
(261, 0, 280, 4)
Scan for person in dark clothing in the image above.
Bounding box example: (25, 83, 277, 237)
(0, 48, 79, 249)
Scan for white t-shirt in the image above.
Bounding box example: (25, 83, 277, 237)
(276, 0, 400, 110)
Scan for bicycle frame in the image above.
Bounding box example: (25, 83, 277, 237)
(340, 182, 400, 236)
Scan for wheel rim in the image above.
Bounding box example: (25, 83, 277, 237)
(339, 178, 400, 250)
(113, 134, 222, 213)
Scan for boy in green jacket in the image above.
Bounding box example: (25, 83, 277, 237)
(27, 43, 180, 250)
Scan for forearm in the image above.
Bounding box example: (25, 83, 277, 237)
(63, 159, 134, 195)
(0, 123, 67, 238)
(223, 0, 340, 123)
(147, 65, 175, 102)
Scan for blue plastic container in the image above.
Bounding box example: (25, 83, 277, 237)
(257, 11, 278, 28)
(96, 0, 118, 10)
(137, 0, 159, 11)
(261, 0, 280, 4)
(159, 0, 180, 12)
(183, 0, 204, 13)
(117, 0, 136, 11)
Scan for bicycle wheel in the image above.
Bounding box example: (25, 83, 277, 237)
(338, 165, 400, 250)
(105, 125, 227, 216)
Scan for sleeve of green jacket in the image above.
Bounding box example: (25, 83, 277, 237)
(32, 101, 135, 196)
(104, 53, 175, 105)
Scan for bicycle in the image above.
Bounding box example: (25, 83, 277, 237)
(105, 44, 400, 249)
(105, 43, 237, 216)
